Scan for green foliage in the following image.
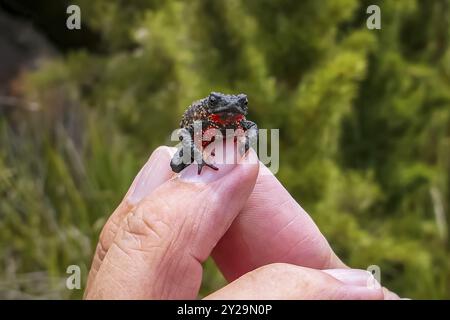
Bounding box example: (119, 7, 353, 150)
(0, 0, 449, 299)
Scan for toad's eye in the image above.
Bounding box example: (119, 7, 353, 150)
(239, 96, 248, 106)
(209, 94, 219, 105)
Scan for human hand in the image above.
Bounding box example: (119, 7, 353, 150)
(84, 144, 397, 299)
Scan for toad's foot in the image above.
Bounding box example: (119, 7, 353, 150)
(197, 158, 218, 175)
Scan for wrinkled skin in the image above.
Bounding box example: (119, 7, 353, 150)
(84, 146, 400, 300)
(170, 92, 258, 174)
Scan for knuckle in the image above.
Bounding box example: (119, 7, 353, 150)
(118, 199, 186, 258)
(123, 207, 170, 249)
(95, 239, 108, 261)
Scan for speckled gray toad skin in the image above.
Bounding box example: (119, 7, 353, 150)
(171, 92, 258, 174)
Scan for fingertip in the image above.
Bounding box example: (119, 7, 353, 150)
(236, 147, 260, 181)
(178, 141, 259, 184)
(213, 147, 259, 198)
(383, 287, 402, 300)
(323, 268, 377, 287)
(151, 145, 178, 161)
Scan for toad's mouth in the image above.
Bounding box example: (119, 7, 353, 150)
(209, 112, 244, 125)
(217, 111, 243, 118)
(212, 103, 247, 115)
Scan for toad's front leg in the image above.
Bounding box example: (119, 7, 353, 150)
(170, 127, 218, 174)
(240, 120, 258, 155)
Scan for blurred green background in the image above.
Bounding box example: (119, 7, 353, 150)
(0, 0, 449, 299)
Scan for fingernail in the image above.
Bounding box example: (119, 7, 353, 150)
(179, 138, 257, 183)
(127, 146, 176, 205)
(324, 269, 381, 289)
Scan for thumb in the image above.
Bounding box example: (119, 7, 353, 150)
(85, 142, 259, 299)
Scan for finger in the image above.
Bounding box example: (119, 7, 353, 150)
(213, 163, 345, 281)
(85, 146, 176, 293)
(383, 288, 401, 300)
(323, 269, 380, 288)
(205, 263, 384, 300)
(324, 269, 401, 300)
(85, 143, 259, 299)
